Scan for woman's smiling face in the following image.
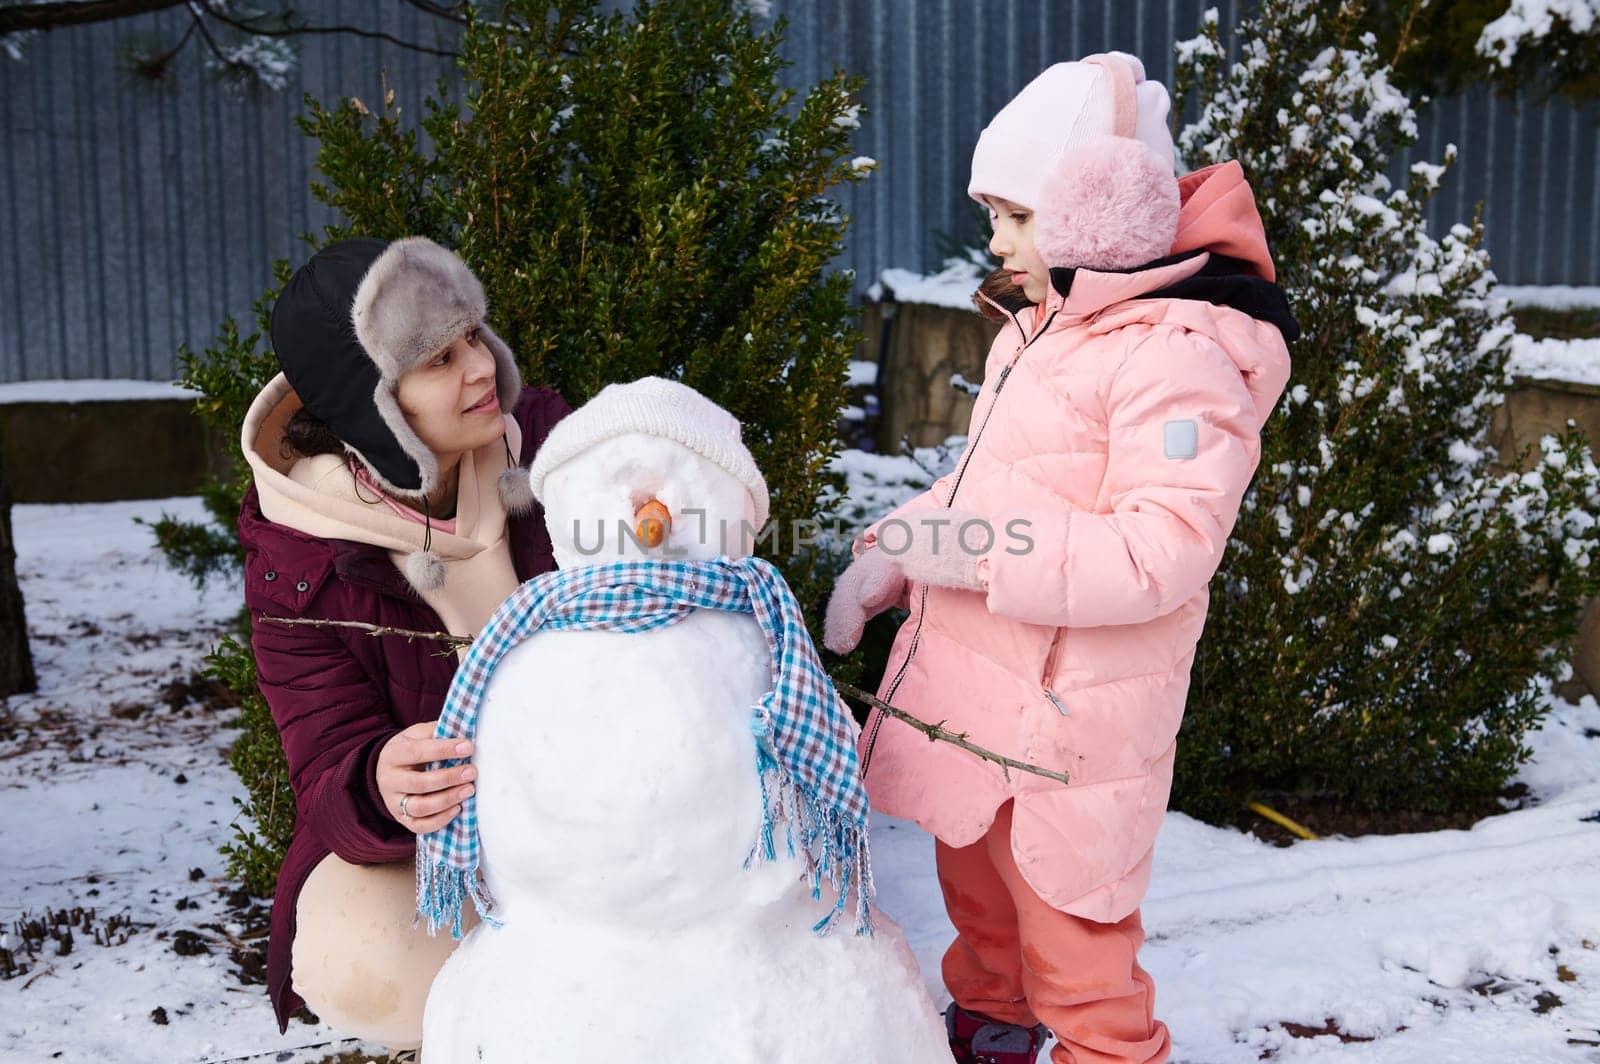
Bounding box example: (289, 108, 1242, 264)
(983, 194, 1050, 304)
(395, 325, 507, 463)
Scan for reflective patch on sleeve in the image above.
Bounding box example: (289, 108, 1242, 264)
(1163, 418, 1198, 460)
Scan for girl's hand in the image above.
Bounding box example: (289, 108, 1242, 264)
(376, 721, 477, 835)
(824, 548, 907, 654)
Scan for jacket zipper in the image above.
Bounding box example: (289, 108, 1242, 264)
(861, 300, 1063, 776)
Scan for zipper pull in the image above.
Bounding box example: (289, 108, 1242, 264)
(995, 362, 1014, 394)
(1044, 688, 1069, 716)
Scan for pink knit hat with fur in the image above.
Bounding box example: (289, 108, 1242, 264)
(968, 51, 1181, 272)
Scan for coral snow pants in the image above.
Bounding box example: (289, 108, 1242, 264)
(935, 801, 1172, 1064)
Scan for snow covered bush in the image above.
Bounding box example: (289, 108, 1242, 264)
(1170, 0, 1600, 822)
(1476, 0, 1600, 96)
(157, 0, 870, 893)
(1349, 0, 1600, 104)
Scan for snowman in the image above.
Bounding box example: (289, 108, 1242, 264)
(418, 377, 948, 1062)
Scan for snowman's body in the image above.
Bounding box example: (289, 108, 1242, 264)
(421, 424, 947, 1062)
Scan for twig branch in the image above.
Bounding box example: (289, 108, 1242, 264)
(143, 16, 198, 68)
(183, 1, 229, 65)
(203, 3, 458, 58)
(398, 0, 470, 25)
(254, 615, 1072, 787)
(834, 681, 1071, 786)
(258, 614, 473, 648)
(1, 0, 458, 58)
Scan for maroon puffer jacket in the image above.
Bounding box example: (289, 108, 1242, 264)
(237, 385, 570, 1032)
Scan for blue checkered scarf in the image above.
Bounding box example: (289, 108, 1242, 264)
(416, 556, 874, 940)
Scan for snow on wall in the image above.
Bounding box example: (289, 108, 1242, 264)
(0, 380, 201, 404)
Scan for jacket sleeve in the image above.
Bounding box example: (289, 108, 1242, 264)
(251, 612, 415, 865)
(856, 474, 955, 558)
(979, 328, 1264, 628)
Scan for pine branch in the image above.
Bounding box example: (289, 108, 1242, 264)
(254, 614, 1073, 787)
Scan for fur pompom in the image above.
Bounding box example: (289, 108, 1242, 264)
(403, 549, 446, 592)
(1034, 136, 1180, 271)
(497, 466, 537, 516)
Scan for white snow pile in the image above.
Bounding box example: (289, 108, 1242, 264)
(1507, 333, 1600, 386)
(1499, 286, 1600, 311)
(0, 380, 201, 405)
(846, 359, 878, 389)
(867, 248, 989, 310)
(4, 495, 1600, 1062)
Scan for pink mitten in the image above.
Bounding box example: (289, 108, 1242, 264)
(887, 508, 988, 591)
(823, 548, 907, 654)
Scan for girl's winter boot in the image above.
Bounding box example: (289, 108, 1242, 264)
(945, 1002, 1050, 1064)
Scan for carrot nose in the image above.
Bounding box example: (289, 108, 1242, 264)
(634, 498, 671, 548)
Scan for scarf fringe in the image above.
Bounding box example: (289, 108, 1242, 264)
(751, 735, 875, 937)
(417, 850, 502, 939)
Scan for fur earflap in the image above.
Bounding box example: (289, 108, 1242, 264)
(351, 237, 487, 381)
(497, 466, 537, 516)
(1034, 135, 1180, 271)
(403, 549, 447, 592)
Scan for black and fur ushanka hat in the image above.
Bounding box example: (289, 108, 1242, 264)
(270, 236, 523, 501)
(269, 237, 530, 591)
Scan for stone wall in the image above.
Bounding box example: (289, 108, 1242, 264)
(857, 297, 1600, 700)
(0, 399, 230, 504)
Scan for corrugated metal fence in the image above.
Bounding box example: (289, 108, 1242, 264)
(2, 0, 1596, 382)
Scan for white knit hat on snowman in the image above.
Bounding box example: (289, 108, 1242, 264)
(526, 376, 770, 531)
(969, 50, 1181, 272)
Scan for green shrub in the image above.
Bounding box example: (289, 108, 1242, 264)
(210, 628, 294, 900)
(1170, 0, 1600, 823)
(157, 0, 871, 894)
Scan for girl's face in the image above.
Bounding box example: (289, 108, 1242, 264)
(395, 325, 507, 463)
(984, 195, 1050, 304)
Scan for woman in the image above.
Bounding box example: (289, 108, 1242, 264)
(236, 236, 571, 1049)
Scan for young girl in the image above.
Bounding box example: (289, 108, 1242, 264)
(825, 52, 1297, 1064)
(237, 236, 570, 1051)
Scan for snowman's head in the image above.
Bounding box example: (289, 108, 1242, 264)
(540, 432, 761, 566)
(527, 378, 770, 568)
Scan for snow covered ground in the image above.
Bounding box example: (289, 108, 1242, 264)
(4, 498, 1600, 1063)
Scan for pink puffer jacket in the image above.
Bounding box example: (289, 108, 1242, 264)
(858, 160, 1294, 922)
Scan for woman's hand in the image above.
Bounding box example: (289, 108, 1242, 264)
(375, 721, 477, 835)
